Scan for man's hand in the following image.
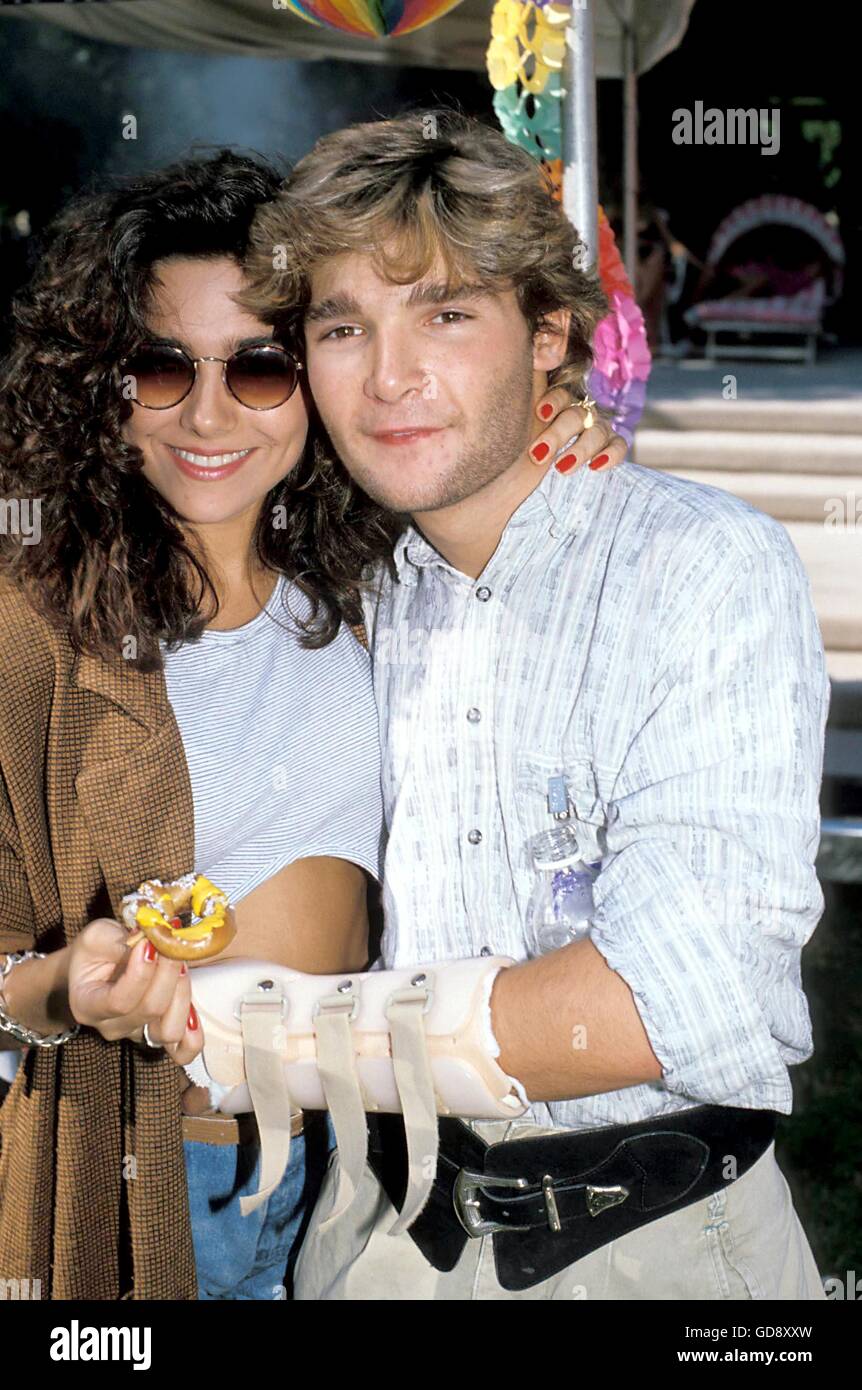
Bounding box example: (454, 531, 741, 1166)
(529, 386, 628, 475)
(67, 918, 203, 1066)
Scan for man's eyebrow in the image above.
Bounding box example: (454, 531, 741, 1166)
(304, 294, 363, 325)
(404, 280, 493, 308)
(304, 281, 493, 325)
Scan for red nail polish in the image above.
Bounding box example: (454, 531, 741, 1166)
(188, 1004, 199, 1031)
(143, 940, 156, 963)
(589, 454, 610, 470)
(555, 454, 577, 473)
(539, 403, 553, 419)
(531, 442, 550, 462)
(179, 962, 188, 976)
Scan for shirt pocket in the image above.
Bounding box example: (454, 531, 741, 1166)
(514, 751, 608, 877)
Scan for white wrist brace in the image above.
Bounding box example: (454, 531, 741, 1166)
(189, 955, 528, 1229)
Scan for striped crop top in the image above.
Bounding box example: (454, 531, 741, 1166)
(160, 573, 384, 907)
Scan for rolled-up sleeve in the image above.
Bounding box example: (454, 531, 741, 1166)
(588, 526, 831, 1113)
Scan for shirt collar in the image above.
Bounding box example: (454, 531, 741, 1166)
(392, 459, 597, 586)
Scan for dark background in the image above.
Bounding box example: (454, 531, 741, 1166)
(0, 0, 859, 338)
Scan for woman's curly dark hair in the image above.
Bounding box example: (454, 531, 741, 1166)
(0, 150, 403, 671)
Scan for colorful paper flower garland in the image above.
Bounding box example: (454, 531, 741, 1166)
(486, 0, 651, 444)
(487, 0, 569, 161)
(591, 208, 652, 444)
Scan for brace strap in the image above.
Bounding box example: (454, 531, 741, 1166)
(238, 989, 293, 1217)
(385, 984, 440, 1237)
(313, 989, 369, 1231)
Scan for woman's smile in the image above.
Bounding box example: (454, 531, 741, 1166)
(166, 443, 257, 481)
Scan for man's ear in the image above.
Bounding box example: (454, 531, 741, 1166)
(532, 309, 572, 373)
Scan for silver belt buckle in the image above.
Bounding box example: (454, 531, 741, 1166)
(452, 1169, 532, 1238)
(586, 1183, 630, 1216)
(453, 1168, 631, 1236)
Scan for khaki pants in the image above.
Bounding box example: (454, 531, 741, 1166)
(295, 1118, 826, 1301)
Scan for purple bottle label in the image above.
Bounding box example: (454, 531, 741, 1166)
(551, 866, 596, 921)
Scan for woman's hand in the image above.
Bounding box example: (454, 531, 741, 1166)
(67, 918, 203, 1065)
(529, 385, 628, 474)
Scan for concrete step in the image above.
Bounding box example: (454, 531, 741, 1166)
(657, 468, 862, 524)
(641, 398, 862, 436)
(642, 353, 862, 436)
(633, 429, 862, 476)
(826, 652, 862, 682)
(784, 522, 862, 653)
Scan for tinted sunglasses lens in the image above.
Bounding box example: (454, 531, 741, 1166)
(124, 348, 193, 408)
(227, 349, 298, 409)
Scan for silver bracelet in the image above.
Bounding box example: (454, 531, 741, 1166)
(0, 950, 82, 1047)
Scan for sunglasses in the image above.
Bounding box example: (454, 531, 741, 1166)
(119, 342, 303, 411)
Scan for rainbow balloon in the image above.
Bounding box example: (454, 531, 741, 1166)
(276, 0, 465, 38)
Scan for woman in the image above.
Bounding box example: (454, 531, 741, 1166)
(0, 150, 624, 1300)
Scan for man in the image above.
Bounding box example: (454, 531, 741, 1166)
(246, 110, 829, 1300)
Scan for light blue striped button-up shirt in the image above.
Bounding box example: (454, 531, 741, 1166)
(361, 458, 831, 1132)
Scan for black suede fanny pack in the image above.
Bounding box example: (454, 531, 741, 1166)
(366, 1104, 778, 1291)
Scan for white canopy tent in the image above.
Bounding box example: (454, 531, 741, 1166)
(5, 0, 696, 275)
(7, 0, 694, 76)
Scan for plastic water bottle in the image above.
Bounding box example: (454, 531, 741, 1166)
(524, 824, 601, 958)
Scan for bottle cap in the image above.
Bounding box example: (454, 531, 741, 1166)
(529, 825, 585, 871)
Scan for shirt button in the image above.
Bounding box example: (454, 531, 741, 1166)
(467, 828, 483, 845)
(475, 586, 492, 602)
(466, 708, 482, 723)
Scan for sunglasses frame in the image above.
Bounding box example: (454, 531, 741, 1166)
(119, 341, 304, 411)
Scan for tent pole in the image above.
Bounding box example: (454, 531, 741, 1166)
(562, 0, 598, 271)
(622, 0, 638, 284)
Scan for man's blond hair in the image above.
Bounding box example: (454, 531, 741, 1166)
(242, 109, 607, 396)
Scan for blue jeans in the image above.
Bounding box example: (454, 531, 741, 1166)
(184, 1114, 335, 1300)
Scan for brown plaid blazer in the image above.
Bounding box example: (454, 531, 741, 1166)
(0, 575, 201, 1299)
